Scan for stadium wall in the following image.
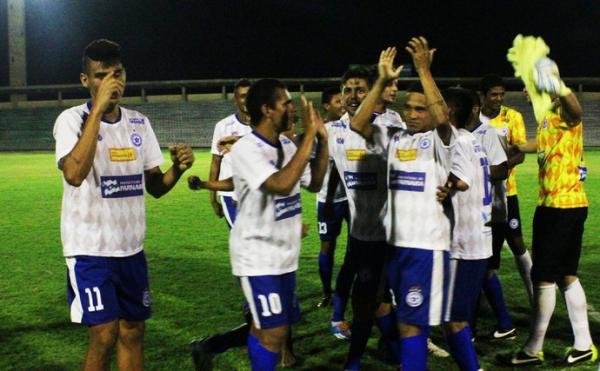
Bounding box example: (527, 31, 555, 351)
(1, 92, 599, 151)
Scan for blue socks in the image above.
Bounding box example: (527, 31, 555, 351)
(332, 293, 346, 322)
(401, 331, 428, 371)
(375, 312, 402, 364)
(247, 333, 278, 371)
(318, 251, 334, 294)
(447, 326, 480, 371)
(483, 273, 514, 331)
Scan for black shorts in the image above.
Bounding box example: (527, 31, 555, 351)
(487, 196, 523, 270)
(345, 236, 391, 304)
(505, 195, 523, 238)
(531, 206, 587, 283)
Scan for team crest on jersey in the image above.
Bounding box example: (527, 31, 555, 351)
(98, 134, 103, 141)
(396, 149, 417, 161)
(346, 149, 367, 161)
(142, 288, 152, 307)
(336, 137, 345, 144)
(131, 133, 143, 147)
(419, 138, 431, 149)
(500, 127, 508, 136)
(406, 287, 423, 307)
(129, 117, 145, 125)
(542, 118, 548, 128)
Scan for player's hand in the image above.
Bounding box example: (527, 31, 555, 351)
(217, 135, 241, 155)
(169, 144, 195, 171)
(533, 57, 572, 97)
(301, 96, 323, 139)
(436, 182, 451, 203)
(211, 199, 224, 218)
(378, 47, 403, 83)
(187, 175, 205, 190)
(93, 70, 125, 113)
(406, 36, 436, 71)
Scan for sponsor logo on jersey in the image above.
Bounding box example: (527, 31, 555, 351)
(330, 121, 347, 129)
(406, 287, 423, 307)
(129, 117, 145, 125)
(336, 137, 344, 144)
(131, 133, 143, 147)
(274, 193, 302, 221)
(109, 148, 137, 162)
(100, 174, 144, 198)
(343, 171, 377, 190)
(419, 138, 431, 149)
(389, 170, 426, 192)
(346, 149, 367, 161)
(396, 149, 417, 161)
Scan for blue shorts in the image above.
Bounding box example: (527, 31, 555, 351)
(388, 247, 449, 326)
(444, 258, 487, 322)
(239, 272, 300, 330)
(316, 200, 349, 242)
(221, 195, 237, 229)
(66, 250, 151, 325)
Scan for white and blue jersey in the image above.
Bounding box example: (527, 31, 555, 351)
(53, 102, 164, 257)
(229, 131, 311, 276)
(327, 112, 403, 241)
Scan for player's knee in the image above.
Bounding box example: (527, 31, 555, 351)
(375, 302, 391, 317)
(443, 321, 467, 334)
(89, 321, 119, 350)
(399, 323, 422, 338)
(118, 320, 145, 348)
(256, 326, 288, 352)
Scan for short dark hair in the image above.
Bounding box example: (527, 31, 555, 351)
(82, 39, 121, 74)
(246, 78, 287, 126)
(443, 87, 475, 128)
(234, 78, 251, 91)
(341, 65, 373, 88)
(406, 81, 425, 94)
(480, 73, 505, 95)
(321, 86, 341, 105)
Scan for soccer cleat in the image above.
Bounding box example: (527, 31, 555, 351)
(564, 344, 598, 365)
(492, 327, 516, 340)
(496, 349, 544, 366)
(316, 293, 332, 308)
(190, 337, 215, 371)
(427, 338, 450, 358)
(330, 321, 352, 340)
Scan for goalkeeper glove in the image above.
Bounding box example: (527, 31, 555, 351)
(533, 57, 572, 97)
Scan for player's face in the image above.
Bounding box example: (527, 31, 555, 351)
(270, 89, 293, 133)
(482, 86, 505, 112)
(342, 78, 369, 116)
(381, 79, 399, 105)
(234, 86, 250, 115)
(324, 93, 344, 119)
(81, 61, 126, 107)
(402, 93, 433, 133)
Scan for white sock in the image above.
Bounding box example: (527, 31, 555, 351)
(562, 279, 593, 350)
(524, 283, 556, 354)
(515, 250, 534, 305)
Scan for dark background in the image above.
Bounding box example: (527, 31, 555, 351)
(1, 0, 599, 86)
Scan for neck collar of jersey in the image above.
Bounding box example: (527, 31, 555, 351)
(252, 130, 281, 148)
(86, 101, 122, 124)
(235, 113, 250, 126)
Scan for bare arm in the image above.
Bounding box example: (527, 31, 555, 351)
(489, 162, 508, 181)
(559, 93, 583, 127)
(208, 154, 224, 217)
(406, 37, 451, 144)
(188, 175, 233, 192)
(305, 137, 329, 192)
(145, 144, 195, 198)
(351, 47, 403, 139)
(61, 71, 124, 186)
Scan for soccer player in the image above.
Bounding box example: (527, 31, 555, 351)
(229, 79, 328, 371)
(443, 87, 493, 371)
(479, 73, 533, 304)
(315, 87, 350, 309)
(53, 39, 194, 370)
(499, 58, 597, 366)
(351, 38, 455, 371)
(466, 92, 513, 340)
(326, 64, 404, 369)
(208, 79, 252, 228)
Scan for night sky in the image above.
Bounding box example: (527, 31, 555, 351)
(1, 0, 599, 86)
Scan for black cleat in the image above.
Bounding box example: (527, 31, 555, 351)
(190, 336, 215, 371)
(491, 327, 516, 340)
(564, 345, 598, 365)
(316, 293, 332, 308)
(496, 349, 543, 366)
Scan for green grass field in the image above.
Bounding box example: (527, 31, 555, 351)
(1, 150, 599, 370)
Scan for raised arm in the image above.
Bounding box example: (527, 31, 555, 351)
(351, 47, 403, 139)
(406, 37, 451, 144)
(145, 144, 195, 198)
(60, 71, 124, 186)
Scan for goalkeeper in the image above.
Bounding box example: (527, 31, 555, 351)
(499, 39, 597, 366)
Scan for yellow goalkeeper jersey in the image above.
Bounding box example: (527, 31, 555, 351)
(536, 106, 587, 208)
(487, 105, 527, 196)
